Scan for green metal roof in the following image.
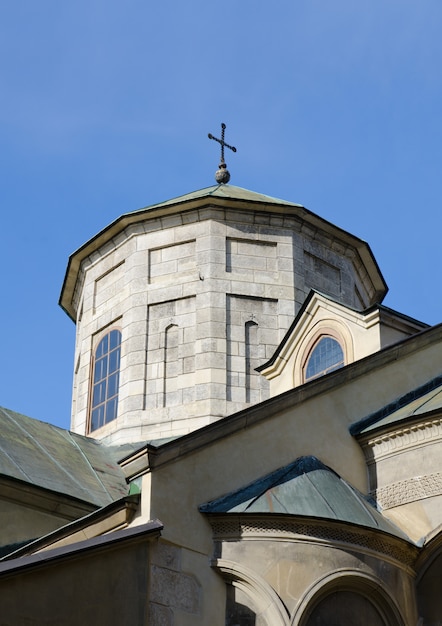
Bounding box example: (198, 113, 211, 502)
(200, 456, 408, 539)
(361, 386, 442, 433)
(351, 376, 442, 435)
(130, 184, 303, 213)
(60, 183, 388, 321)
(0, 407, 128, 507)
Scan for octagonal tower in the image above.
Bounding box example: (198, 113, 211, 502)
(60, 185, 387, 444)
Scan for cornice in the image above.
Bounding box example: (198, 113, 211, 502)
(60, 191, 386, 321)
(362, 417, 442, 461)
(206, 514, 418, 570)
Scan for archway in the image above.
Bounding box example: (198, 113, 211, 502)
(293, 570, 405, 626)
(214, 559, 290, 626)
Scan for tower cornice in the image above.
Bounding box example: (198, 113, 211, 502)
(59, 185, 387, 321)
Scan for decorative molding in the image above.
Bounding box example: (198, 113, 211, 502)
(365, 418, 442, 460)
(373, 472, 442, 510)
(213, 558, 290, 626)
(148, 239, 196, 285)
(293, 318, 355, 387)
(225, 237, 278, 274)
(208, 515, 418, 568)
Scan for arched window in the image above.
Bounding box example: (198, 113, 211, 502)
(89, 329, 121, 432)
(304, 336, 344, 382)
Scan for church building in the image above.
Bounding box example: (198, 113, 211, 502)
(0, 139, 441, 624)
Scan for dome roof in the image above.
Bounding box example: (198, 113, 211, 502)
(200, 455, 408, 539)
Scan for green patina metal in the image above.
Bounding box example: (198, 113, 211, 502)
(351, 375, 442, 435)
(131, 183, 303, 213)
(200, 455, 408, 539)
(0, 406, 129, 507)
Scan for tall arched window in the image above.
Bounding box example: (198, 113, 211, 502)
(304, 336, 344, 382)
(89, 329, 121, 432)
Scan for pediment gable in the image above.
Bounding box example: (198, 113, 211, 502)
(258, 290, 428, 397)
(258, 291, 376, 388)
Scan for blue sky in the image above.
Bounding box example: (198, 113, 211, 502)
(2, 1, 442, 429)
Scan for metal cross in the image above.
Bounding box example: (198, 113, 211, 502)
(208, 123, 237, 184)
(208, 123, 237, 165)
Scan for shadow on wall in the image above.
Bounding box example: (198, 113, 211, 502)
(226, 583, 256, 626)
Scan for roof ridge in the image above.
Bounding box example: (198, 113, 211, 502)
(4, 410, 104, 503)
(0, 408, 34, 483)
(58, 429, 120, 503)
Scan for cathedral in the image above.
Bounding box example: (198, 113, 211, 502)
(0, 155, 441, 624)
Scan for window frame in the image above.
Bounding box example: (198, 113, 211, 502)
(302, 331, 345, 384)
(87, 327, 122, 433)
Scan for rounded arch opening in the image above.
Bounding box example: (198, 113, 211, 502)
(88, 327, 122, 433)
(214, 558, 290, 626)
(303, 335, 344, 382)
(293, 320, 353, 387)
(293, 570, 406, 626)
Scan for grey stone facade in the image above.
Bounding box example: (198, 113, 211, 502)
(61, 186, 386, 444)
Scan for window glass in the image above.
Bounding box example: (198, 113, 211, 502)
(91, 405, 105, 432)
(89, 329, 121, 432)
(108, 349, 120, 374)
(109, 329, 120, 350)
(106, 397, 118, 422)
(93, 381, 106, 406)
(305, 336, 344, 382)
(94, 356, 108, 382)
(96, 334, 108, 358)
(107, 372, 119, 398)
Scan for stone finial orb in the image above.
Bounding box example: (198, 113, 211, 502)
(215, 163, 230, 184)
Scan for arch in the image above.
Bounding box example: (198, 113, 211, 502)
(292, 569, 406, 626)
(293, 320, 354, 387)
(88, 328, 122, 432)
(304, 335, 344, 382)
(214, 558, 290, 626)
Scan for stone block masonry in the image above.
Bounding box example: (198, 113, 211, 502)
(68, 198, 377, 445)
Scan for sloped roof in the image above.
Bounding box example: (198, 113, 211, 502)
(351, 375, 442, 435)
(257, 289, 428, 379)
(60, 184, 387, 320)
(200, 456, 408, 539)
(130, 184, 302, 210)
(0, 407, 128, 507)
(0, 520, 163, 577)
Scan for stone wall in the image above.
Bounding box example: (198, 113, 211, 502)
(70, 206, 375, 444)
